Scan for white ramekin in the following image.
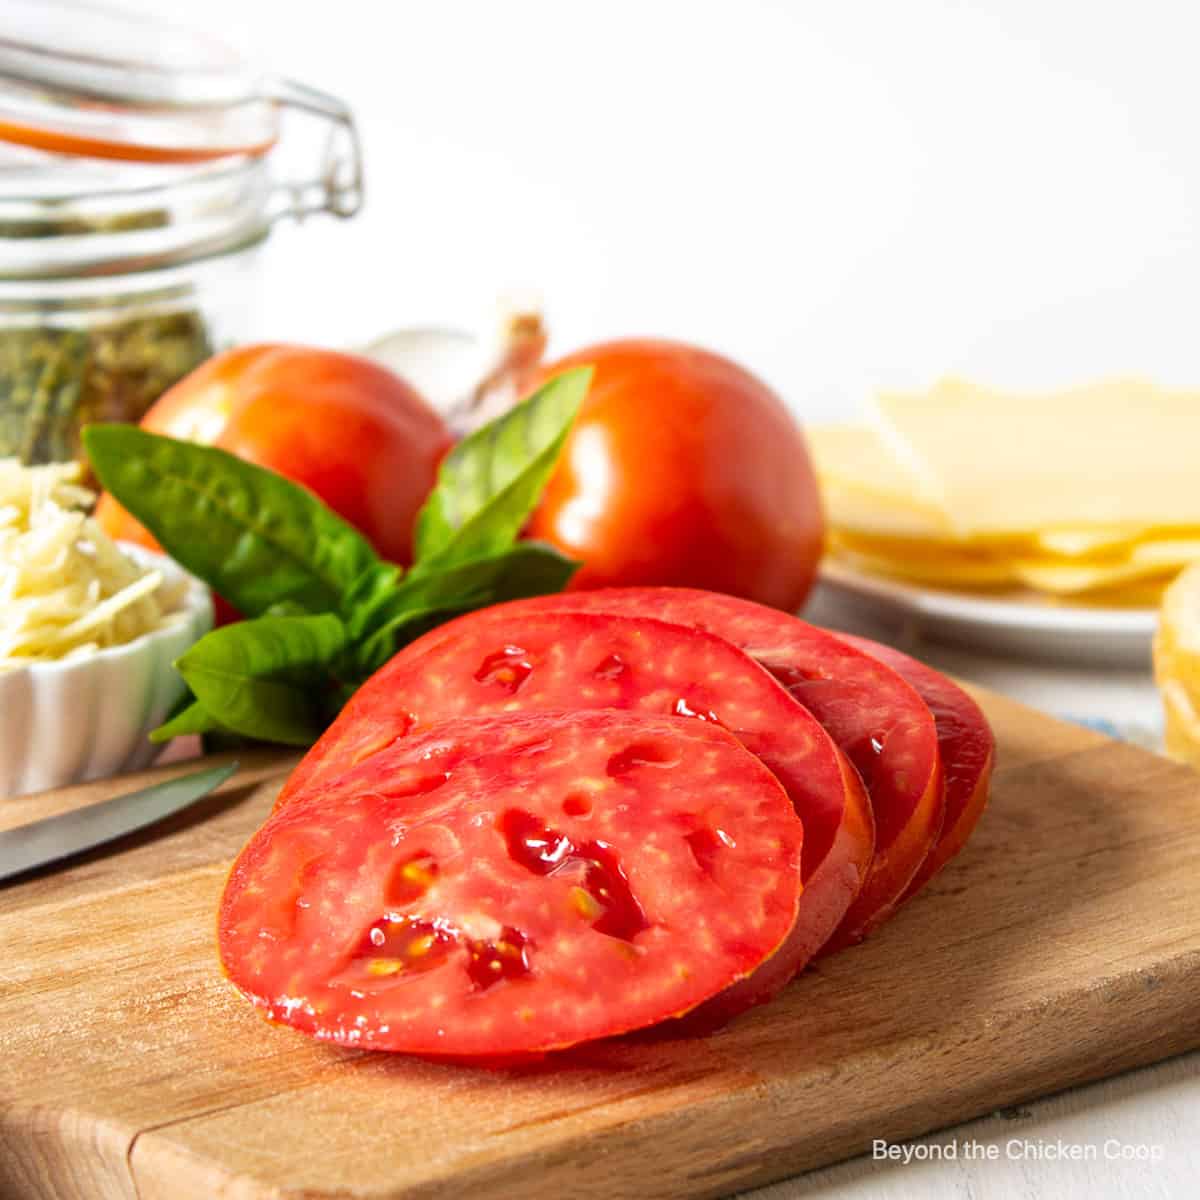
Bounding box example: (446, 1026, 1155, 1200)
(0, 547, 213, 798)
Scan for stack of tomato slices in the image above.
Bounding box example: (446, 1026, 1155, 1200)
(220, 587, 995, 1059)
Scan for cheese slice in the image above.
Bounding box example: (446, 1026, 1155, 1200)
(807, 425, 928, 498)
(1076, 580, 1175, 608)
(1130, 537, 1200, 567)
(819, 480, 951, 538)
(808, 425, 953, 537)
(1011, 557, 1177, 596)
(1034, 527, 1147, 557)
(829, 527, 1200, 597)
(874, 378, 1200, 536)
(829, 535, 1021, 588)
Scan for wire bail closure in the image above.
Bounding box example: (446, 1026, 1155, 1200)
(265, 77, 364, 224)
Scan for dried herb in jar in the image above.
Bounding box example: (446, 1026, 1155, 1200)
(0, 310, 212, 465)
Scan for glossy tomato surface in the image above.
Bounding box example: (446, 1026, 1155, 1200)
(526, 340, 824, 612)
(95, 344, 452, 566)
(277, 606, 874, 1025)
(222, 711, 803, 1057)
(476, 587, 942, 949)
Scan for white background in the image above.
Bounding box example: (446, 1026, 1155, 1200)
(174, 0, 1200, 421)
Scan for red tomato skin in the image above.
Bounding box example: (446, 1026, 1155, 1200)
(94, 344, 453, 567)
(837, 634, 995, 902)
(526, 340, 825, 612)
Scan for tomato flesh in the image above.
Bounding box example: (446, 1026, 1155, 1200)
(449, 588, 943, 949)
(280, 609, 875, 1020)
(220, 712, 802, 1056)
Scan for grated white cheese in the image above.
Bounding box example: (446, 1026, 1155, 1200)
(0, 458, 187, 671)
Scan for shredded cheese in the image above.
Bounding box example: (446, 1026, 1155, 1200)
(0, 458, 188, 671)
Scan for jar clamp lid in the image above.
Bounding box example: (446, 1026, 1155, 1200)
(0, 0, 363, 279)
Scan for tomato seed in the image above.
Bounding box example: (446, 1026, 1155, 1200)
(593, 653, 627, 680)
(501, 809, 649, 943)
(474, 647, 534, 694)
(605, 739, 679, 776)
(385, 853, 440, 906)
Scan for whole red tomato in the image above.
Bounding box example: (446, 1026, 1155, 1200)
(96, 344, 452, 571)
(526, 339, 825, 611)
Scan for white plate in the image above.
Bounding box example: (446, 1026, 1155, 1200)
(808, 559, 1158, 668)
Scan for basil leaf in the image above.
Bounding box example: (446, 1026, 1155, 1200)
(413, 367, 591, 565)
(352, 542, 579, 676)
(339, 560, 404, 641)
(84, 425, 384, 620)
(150, 699, 225, 744)
(173, 613, 348, 746)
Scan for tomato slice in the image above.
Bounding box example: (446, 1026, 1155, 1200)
(277, 610, 872, 1025)
(836, 634, 994, 901)
(220, 711, 802, 1056)
(429, 588, 944, 948)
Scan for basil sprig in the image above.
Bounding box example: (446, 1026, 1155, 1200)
(83, 367, 590, 746)
(413, 368, 587, 564)
(85, 426, 384, 621)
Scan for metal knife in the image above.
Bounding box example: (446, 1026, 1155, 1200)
(0, 761, 238, 884)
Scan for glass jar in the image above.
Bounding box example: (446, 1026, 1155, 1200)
(0, 1, 363, 465)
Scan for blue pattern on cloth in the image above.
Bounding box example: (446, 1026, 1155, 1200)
(1068, 715, 1163, 752)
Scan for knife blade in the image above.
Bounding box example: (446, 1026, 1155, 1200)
(0, 761, 238, 884)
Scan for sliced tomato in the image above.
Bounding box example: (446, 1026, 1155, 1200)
(279, 610, 874, 1024)
(431, 588, 944, 948)
(836, 634, 994, 901)
(220, 711, 802, 1057)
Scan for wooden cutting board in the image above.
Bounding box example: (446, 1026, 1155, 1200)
(2, 688, 1199, 1200)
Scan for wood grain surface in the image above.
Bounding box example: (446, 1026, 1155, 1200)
(1, 689, 1198, 1200)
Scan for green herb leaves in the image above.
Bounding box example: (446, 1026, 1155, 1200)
(414, 367, 591, 564)
(351, 542, 579, 677)
(85, 426, 382, 620)
(83, 368, 588, 747)
(169, 613, 349, 745)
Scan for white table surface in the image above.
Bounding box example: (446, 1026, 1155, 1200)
(735, 592, 1199, 1200)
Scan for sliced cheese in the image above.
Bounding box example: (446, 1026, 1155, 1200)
(1011, 557, 1177, 596)
(874, 378, 1200, 536)
(828, 527, 1200, 599)
(1130, 537, 1200, 567)
(829, 536, 1020, 589)
(1073, 580, 1173, 608)
(819, 480, 951, 539)
(807, 425, 928, 497)
(1033, 526, 1148, 557)
(808, 425, 953, 537)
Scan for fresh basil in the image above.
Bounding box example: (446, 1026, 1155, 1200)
(413, 367, 591, 566)
(339, 560, 404, 642)
(90, 365, 590, 749)
(84, 425, 383, 620)
(352, 541, 580, 675)
(169, 613, 350, 746)
(150, 699, 224, 743)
